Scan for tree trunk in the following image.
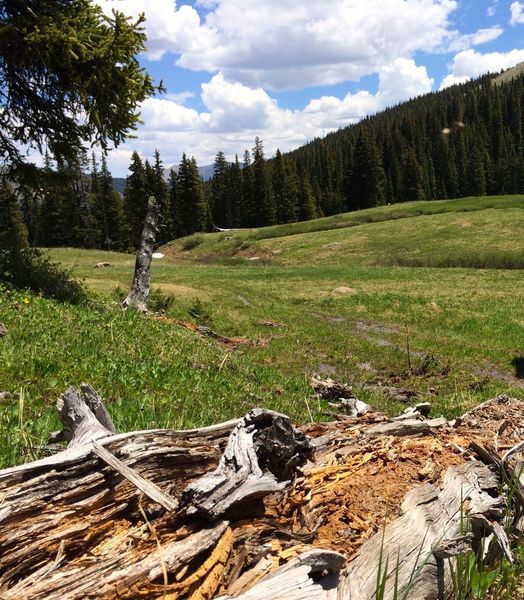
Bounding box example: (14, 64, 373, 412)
(0, 391, 523, 599)
(123, 196, 160, 312)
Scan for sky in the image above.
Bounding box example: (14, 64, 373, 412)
(95, 0, 524, 176)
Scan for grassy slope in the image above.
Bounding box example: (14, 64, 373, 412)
(163, 195, 524, 268)
(1, 195, 523, 467)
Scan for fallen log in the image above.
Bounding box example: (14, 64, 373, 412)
(0, 390, 523, 599)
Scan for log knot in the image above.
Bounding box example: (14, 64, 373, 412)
(181, 408, 312, 520)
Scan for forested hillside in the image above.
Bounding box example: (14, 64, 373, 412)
(4, 71, 523, 251)
(209, 72, 524, 228)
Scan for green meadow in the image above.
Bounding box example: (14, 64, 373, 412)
(1, 195, 523, 468)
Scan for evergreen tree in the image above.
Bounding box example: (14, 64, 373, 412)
(402, 147, 425, 201)
(348, 130, 385, 209)
(252, 137, 275, 226)
(168, 169, 182, 237)
(273, 149, 298, 223)
(123, 151, 147, 247)
(95, 155, 126, 250)
(466, 145, 487, 196)
(225, 155, 244, 228)
(297, 173, 317, 221)
(241, 150, 254, 226)
(175, 154, 208, 236)
(210, 151, 231, 227)
(0, 181, 29, 249)
(151, 150, 171, 242)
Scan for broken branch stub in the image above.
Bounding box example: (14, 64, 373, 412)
(181, 408, 312, 520)
(123, 196, 160, 312)
(55, 384, 115, 447)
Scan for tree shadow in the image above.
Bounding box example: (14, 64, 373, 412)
(511, 356, 524, 379)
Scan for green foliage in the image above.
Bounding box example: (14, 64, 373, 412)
(174, 154, 208, 236)
(147, 287, 175, 313)
(0, 249, 87, 304)
(0, 181, 29, 250)
(0, 1, 157, 178)
(181, 234, 204, 251)
(124, 151, 148, 246)
(188, 299, 212, 325)
(450, 553, 499, 600)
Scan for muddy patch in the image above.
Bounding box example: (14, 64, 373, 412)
(473, 364, 524, 389)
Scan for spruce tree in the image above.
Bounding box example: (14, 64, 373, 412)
(95, 155, 126, 250)
(349, 130, 385, 209)
(210, 151, 231, 227)
(241, 150, 254, 226)
(252, 137, 275, 226)
(402, 147, 425, 201)
(176, 154, 208, 236)
(227, 155, 243, 227)
(123, 151, 147, 247)
(0, 181, 29, 249)
(273, 150, 298, 223)
(297, 174, 317, 221)
(151, 150, 171, 242)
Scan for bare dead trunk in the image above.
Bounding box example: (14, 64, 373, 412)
(0, 391, 523, 599)
(122, 196, 160, 312)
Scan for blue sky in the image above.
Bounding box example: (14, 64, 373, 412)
(96, 0, 524, 176)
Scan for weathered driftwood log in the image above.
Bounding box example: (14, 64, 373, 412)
(181, 408, 311, 520)
(0, 391, 523, 599)
(123, 196, 160, 312)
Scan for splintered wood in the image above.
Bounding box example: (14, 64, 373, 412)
(0, 389, 523, 599)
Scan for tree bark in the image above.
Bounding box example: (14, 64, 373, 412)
(123, 196, 160, 312)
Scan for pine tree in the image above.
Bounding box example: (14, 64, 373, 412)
(252, 137, 275, 225)
(297, 173, 317, 221)
(241, 150, 254, 226)
(348, 130, 385, 209)
(402, 147, 425, 201)
(95, 155, 126, 250)
(176, 154, 208, 236)
(227, 155, 243, 227)
(210, 151, 231, 228)
(151, 150, 171, 242)
(273, 149, 298, 223)
(0, 181, 29, 249)
(466, 145, 487, 196)
(123, 151, 147, 247)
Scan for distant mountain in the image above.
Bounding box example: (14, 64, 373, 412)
(112, 163, 216, 195)
(163, 163, 222, 181)
(112, 177, 126, 195)
(493, 61, 524, 85)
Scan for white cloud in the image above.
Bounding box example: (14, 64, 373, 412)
(109, 59, 432, 175)
(510, 1, 524, 24)
(440, 48, 524, 88)
(97, 0, 456, 91)
(445, 26, 503, 52)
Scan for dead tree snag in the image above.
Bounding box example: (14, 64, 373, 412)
(123, 196, 160, 312)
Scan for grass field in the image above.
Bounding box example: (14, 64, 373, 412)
(1, 195, 523, 468)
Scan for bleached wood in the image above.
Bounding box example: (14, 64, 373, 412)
(1, 392, 523, 600)
(56, 385, 114, 447)
(92, 441, 178, 511)
(341, 462, 506, 600)
(181, 407, 311, 519)
(123, 196, 160, 312)
(217, 550, 345, 600)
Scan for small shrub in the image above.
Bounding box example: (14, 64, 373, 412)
(112, 285, 174, 313)
(181, 234, 204, 251)
(147, 288, 175, 313)
(188, 299, 212, 325)
(0, 248, 87, 304)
